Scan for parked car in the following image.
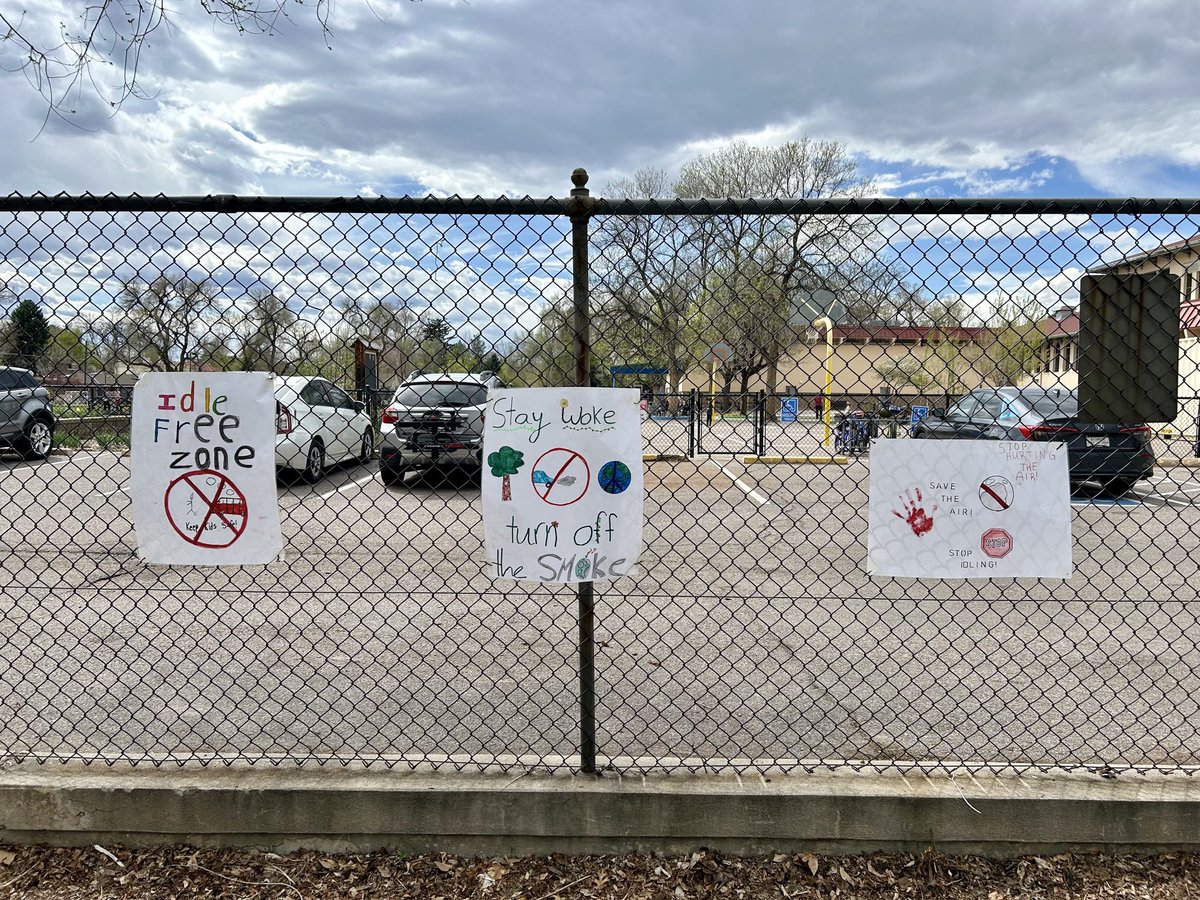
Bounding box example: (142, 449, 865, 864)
(911, 386, 1154, 495)
(274, 376, 375, 483)
(0, 367, 55, 460)
(378, 372, 502, 487)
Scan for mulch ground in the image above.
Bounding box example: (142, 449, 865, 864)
(1, 845, 1198, 899)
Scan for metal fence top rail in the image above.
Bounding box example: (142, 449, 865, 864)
(3, 192, 1200, 216)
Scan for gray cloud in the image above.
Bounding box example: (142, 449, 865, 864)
(3, 0, 1200, 196)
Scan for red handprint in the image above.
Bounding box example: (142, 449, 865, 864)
(892, 487, 936, 537)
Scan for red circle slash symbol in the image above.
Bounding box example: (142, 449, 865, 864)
(530, 448, 590, 507)
(979, 475, 1013, 511)
(164, 469, 249, 549)
(981, 528, 1013, 559)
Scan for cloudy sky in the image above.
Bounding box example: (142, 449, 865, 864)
(3, 0, 1200, 347)
(4, 0, 1200, 199)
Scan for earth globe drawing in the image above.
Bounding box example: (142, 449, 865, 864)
(598, 460, 632, 494)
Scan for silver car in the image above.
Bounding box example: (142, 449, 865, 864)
(378, 372, 501, 487)
(0, 367, 55, 460)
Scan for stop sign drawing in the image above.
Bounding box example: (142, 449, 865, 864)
(981, 528, 1014, 559)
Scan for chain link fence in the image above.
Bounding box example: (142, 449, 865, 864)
(1, 185, 1200, 775)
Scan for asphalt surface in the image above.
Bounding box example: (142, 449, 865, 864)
(2, 426, 1200, 774)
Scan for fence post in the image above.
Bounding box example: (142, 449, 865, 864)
(568, 168, 598, 775)
(688, 388, 697, 457)
(1193, 396, 1199, 458)
(756, 391, 766, 455)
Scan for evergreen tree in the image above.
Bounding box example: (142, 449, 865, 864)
(8, 298, 51, 372)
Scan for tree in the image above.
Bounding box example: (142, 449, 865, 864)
(676, 139, 875, 411)
(976, 294, 1046, 387)
(337, 294, 419, 383)
(86, 314, 135, 372)
(481, 351, 504, 375)
(874, 358, 931, 393)
(842, 262, 929, 327)
(505, 298, 575, 387)
(700, 264, 784, 410)
(1, 1, 421, 118)
(413, 314, 455, 371)
(6, 297, 51, 372)
(923, 297, 972, 397)
(42, 325, 90, 377)
(236, 288, 299, 373)
(487, 446, 524, 502)
(593, 167, 709, 395)
(119, 274, 218, 371)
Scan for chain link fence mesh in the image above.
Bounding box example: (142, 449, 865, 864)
(1, 188, 1199, 774)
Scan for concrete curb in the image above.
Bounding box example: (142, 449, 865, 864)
(3, 764, 1200, 856)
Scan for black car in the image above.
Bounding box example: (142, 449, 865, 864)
(911, 387, 1153, 495)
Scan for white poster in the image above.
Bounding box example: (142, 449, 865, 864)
(868, 438, 1072, 579)
(483, 388, 643, 583)
(131, 372, 284, 566)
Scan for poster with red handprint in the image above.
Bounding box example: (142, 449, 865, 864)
(867, 438, 1071, 579)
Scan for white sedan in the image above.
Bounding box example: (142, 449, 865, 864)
(274, 376, 375, 483)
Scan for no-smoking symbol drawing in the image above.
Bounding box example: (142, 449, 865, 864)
(979, 475, 1014, 511)
(531, 447, 590, 506)
(164, 469, 249, 548)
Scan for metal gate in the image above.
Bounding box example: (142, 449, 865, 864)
(694, 391, 764, 456)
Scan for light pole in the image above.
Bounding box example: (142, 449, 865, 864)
(813, 317, 834, 447)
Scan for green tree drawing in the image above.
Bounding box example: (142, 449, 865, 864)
(487, 446, 525, 502)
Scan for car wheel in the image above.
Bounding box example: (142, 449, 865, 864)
(22, 418, 54, 461)
(381, 463, 408, 487)
(359, 429, 375, 463)
(1103, 477, 1137, 496)
(302, 440, 325, 484)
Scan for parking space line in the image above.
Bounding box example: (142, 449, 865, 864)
(0, 456, 77, 474)
(318, 469, 378, 497)
(98, 485, 129, 498)
(1150, 483, 1200, 494)
(1147, 476, 1200, 487)
(1130, 490, 1194, 508)
(706, 459, 769, 507)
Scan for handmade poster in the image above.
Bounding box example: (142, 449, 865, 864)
(483, 388, 643, 583)
(131, 372, 284, 566)
(868, 438, 1072, 579)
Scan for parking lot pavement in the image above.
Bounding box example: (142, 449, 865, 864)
(1130, 469, 1200, 508)
(2, 447, 1200, 772)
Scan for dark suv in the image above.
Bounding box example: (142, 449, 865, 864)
(911, 386, 1153, 495)
(0, 368, 56, 460)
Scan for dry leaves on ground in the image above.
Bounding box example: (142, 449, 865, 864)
(1, 845, 1198, 899)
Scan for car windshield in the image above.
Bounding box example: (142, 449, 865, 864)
(392, 382, 488, 408)
(1020, 392, 1078, 419)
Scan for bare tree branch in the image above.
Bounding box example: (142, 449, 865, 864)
(1, 0, 419, 119)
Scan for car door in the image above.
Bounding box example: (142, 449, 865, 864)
(0, 370, 23, 439)
(322, 382, 359, 459)
(938, 395, 986, 439)
(973, 392, 1010, 439)
(298, 379, 335, 455)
